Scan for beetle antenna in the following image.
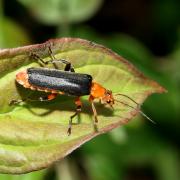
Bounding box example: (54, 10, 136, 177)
(115, 93, 140, 106)
(114, 99, 156, 124)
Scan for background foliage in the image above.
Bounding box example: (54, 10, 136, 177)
(0, 0, 180, 179)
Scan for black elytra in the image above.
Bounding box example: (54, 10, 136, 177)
(27, 68, 93, 96)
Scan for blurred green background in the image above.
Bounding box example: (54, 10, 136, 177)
(0, 0, 180, 179)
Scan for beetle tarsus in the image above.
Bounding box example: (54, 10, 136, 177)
(68, 108, 81, 135)
(67, 125, 72, 136)
(94, 116, 98, 124)
(67, 117, 73, 136)
(9, 99, 24, 106)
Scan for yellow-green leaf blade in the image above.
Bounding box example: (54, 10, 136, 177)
(0, 38, 165, 174)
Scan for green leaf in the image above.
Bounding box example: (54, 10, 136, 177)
(17, 0, 103, 25)
(0, 38, 165, 174)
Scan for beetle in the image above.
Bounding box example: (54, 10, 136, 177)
(10, 48, 154, 135)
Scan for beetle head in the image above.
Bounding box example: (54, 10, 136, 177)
(102, 90, 115, 108)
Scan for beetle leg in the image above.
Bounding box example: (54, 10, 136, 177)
(64, 61, 75, 72)
(67, 97, 82, 135)
(30, 47, 75, 72)
(45, 58, 75, 72)
(48, 47, 75, 72)
(30, 53, 48, 66)
(89, 96, 98, 123)
(39, 93, 58, 101)
(30, 50, 58, 68)
(9, 93, 57, 105)
(30, 52, 58, 69)
(91, 101, 98, 123)
(9, 99, 24, 106)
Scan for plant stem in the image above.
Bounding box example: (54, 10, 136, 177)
(57, 20, 71, 37)
(56, 0, 71, 37)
